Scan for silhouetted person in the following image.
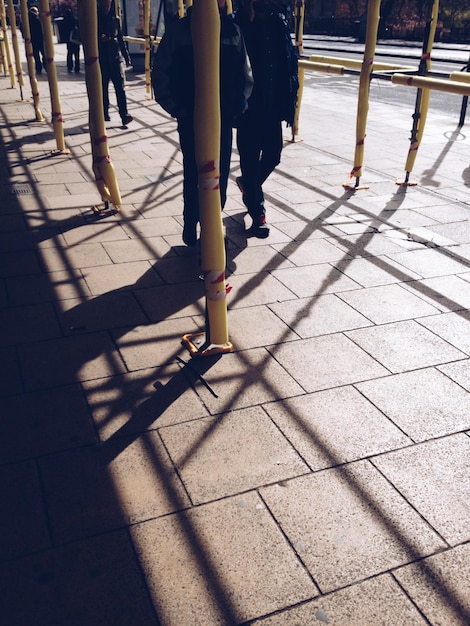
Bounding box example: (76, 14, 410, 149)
(97, 0, 133, 126)
(28, 6, 45, 74)
(63, 7, 80, 73)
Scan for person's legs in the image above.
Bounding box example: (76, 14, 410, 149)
(258, 117, 283, 186)
(100, 64, 110, 119)
(66, 43, 73, 72)
(177, 116, 199, 246)
(111, 64, 131, 124)
(236, 110, 264, 218)
(219, 120, 233, 210)
(33, 46, 42, 73)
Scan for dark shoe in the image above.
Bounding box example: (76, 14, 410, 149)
(249, 214, 270, 238)
(121, 115, 133, 126)
(183, 221, 198, 247)
(104, 113, 110, 121)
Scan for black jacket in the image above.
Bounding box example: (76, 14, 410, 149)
(235, 4, 298, 126)
(97, 10, 131, 68)
(152, 10, 253, 126)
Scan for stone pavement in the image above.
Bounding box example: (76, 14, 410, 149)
(1, 39, 470, 626)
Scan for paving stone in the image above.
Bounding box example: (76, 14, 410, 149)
(264, 386, 411, 471)
(260, 462, 446, 593)
(338, 283, 440, 324)
(130, 493, 318, 625)
(418, 310, 470, 355)
(226, 272, 295, 308)
(372, 435, 470, 545)
(272, 239, 352, 266)
(251, 575, 428, 625)
(40, 242, 113, 271)
(334, 255, 421, 287)
(225, 305, 299, 349)
(160, 406, 308, 503)
(269, 293, 371, 337)
(102, 236, 173, 262)
(0, 531, 158, 626)
(6, 269, 91, 305)
(388, 248, 470, 278)
(272, 334, 388, 392)
(0, 460, 50, 561)
(393, 543, 470, 626)
(0, 250, 41, 277)
(82, 260, 162, 295)
(346, 320, 466, 373)
(402, 275, 470, 312)
(438, 359, 470, 391)
(0, 302, 61, 345)
(272, 264, 360, 298)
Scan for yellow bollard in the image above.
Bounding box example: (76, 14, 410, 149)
(143, 0, 151, 96)
(38, 0, 69, 153)
(343, 0, 381, 190)
(6, 0, 24, 95)
(290, 0, 304, 142)
(19, 0, 44, 121)
(398, 0, 439, 185)
(77, 0, 122, 213)
(0, 0, 15, 87)
(182, 0, 232, 357)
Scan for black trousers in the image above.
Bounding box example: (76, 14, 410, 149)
(177, 115, 233, 226)
(101, 60, 128, 122)
(67, 42, 80, 72)
(236, 108, 283, 218)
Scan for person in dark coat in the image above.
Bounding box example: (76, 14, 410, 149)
(28, 6, 45, 74)
(97, 0, 133, 126)
(62, 7, 80, 73)
(152, 0, 253, 246)
(235, 0, 298, 237)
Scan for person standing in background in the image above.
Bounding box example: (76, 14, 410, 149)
(97, 0, 133, 126)
(63, 7, 80, 74)
(28, 5, 45, 74)
(235, 0, 298, 238)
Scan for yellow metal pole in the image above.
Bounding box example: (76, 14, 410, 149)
(399, 0, 439, 185)
(7, 0, 24, 95)
(182, 0, 232, 357)
(178, 0, 184, 18)
(0, 0, 15, 87)
(143, 0, 151, 96)
(38, 0, 68, 153)
(392, 73, 470, 96)
(19, 0, 44, 120)
(0, 35, 6, 74)
(344, 0, 381, 190)
(291, 0, 304, 141)
(77, 0, 122, 213)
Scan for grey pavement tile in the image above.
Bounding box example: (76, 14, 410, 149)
(229, 245, 295, 274)
(40, 242, 113, 271)
(334, 255, 421, 287)
(82, 364, 210, 438)
(393, 543, 470, 626)
(160, 407, 308, 504)
(387, 248, 470, 278)
(264, 387, 411, 471)
(269, 293, 372, 338)
(338, 283, 440, 324)
(56, 291, 149, 333)
(18, 333, 126, 391)
(372, 435, 470, 545)
(272, 239, 351, 266)
(61, 222, 130, 246)
(326, 232, 407, 257)
(6, 269, 91, 306)
(419, 219, 470, 244)
(130, 492, 318, 625)
(418, 310, 470, 355)
(272, 334, 388, 392)
(0, 385, 96, 464)
(0, 250, 41, 277)
(274, 218, 343, 241)
(113, 319, 197, 370)
(40, 432, 190, 544)
(0, 531, 158, 626)
(357, 368, 470, 441)
(0, 302, 61, 345)
(402, 275, 470, 312)
(271, 264, 360, 298)
(45, 193, 103, 210)
(120, 215, 182, 238)
(102, 235, 173, 262)
(135, 281, 205, 322)
(225, 305, 299, 349)
(377, 209, 440, 230)
(0, 346, 22, 397)
(438, 359, 470, 392)
(152, 253, 205, 284)
(82, 260, 162, 295)
(0, 460, 50, 561)
(251, 575, 428, 625)
(227, 272, 295, 308)
(346, 320, 466, 373)
(190, 348, 304, 413)
(260, 462, 446, 593)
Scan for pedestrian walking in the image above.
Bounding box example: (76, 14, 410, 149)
(63, 7, 80, 74)
(235, 0, 299, 238)
(97, 0, 133, 126)
(151, 0, 253, 246)
(28, 5, 45, 74)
